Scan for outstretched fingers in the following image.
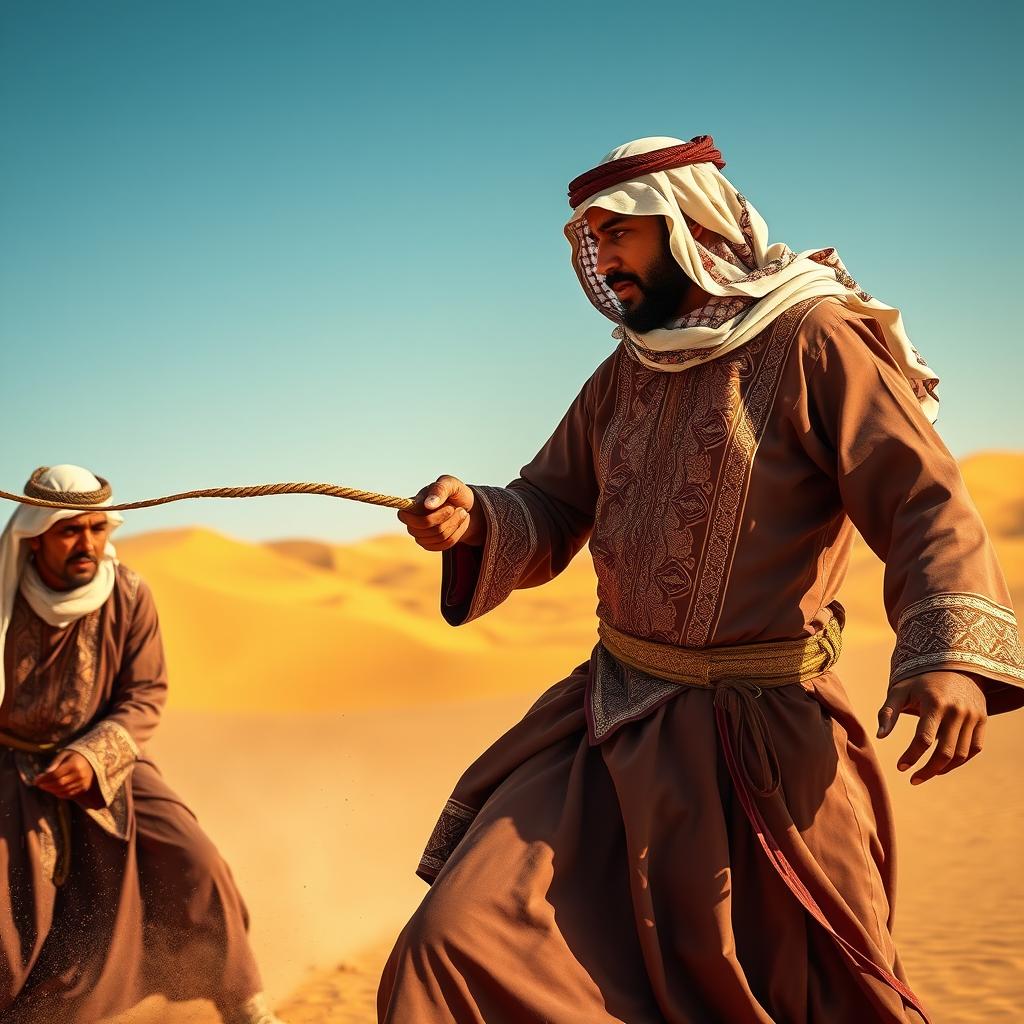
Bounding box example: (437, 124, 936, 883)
(906, 708, 965, 785)
(937, 714, 986, 776)
(894, 700, 944, 777)
(876, 685, 908, 739)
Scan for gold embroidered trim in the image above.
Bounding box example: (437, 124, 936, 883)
(34, 799, 72, 887)
(592, 337, 762, 640)
(891, 592, 1024, 684)
(465, 485, 538, 623)
(418, 798, 478, 880)
(4, 749, 75, 886)
(684, 297, 826, 646)
(65, 719, 139, 838)
(120, 564, 141, 606)
(589, 646, 685, 742)
(592, 298, 826, 647)
(66, 719, 138, 804)
(8, 596, 102, 743)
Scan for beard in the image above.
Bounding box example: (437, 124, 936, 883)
(62, 555, 98, 586)
(607, 249, 694, 334)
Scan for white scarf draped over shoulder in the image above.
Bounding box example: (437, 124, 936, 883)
(0, 465, 124, 707)
(564, 136, 939, 422)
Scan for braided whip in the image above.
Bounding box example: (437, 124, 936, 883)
(0, 481, 415, 513)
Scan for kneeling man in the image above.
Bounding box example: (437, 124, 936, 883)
(0, 465, 284, 1024)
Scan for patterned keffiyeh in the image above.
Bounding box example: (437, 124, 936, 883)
(565, 136, 939, 421)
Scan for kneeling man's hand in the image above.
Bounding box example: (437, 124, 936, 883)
(876, 671, 987, 785)
(34, 750, 96, 799)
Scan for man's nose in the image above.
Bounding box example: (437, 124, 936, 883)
(595, 244, 621, 278)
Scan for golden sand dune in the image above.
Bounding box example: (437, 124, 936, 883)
(116, 529, 597, 715)
(116, 452, 1023, 715)
(109, 452, 1023, 1023)
(959, 452, 1024, 539)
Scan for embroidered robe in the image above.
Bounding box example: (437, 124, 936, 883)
(0, 564, 262, 1023)
(378, 297, 1024, 1024)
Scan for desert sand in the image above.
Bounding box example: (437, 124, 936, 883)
(104, 453, 1023, 1023)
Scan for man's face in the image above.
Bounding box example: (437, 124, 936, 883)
(28, 513, 110, 591)
(584, 208, 693, 333)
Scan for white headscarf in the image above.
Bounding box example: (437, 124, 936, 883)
(565, 136, 939, 422)
(0, 465, 124, 707)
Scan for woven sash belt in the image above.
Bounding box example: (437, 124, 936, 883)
(0, 730, 61, 753)
(597, 613, 843, 796)
(597, 610, 930, 1021)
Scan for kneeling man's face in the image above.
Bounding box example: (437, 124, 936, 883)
(29, 513, 110, 591)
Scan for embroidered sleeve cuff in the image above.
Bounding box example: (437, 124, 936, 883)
(65, 719, 140, 807)
(417, 798, 478, 883)
(440, 485, 538, 626)
(890, 593, 1024, 712)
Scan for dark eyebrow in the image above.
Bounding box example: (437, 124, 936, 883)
(63, 520, 106, 532)
(590, 213, 631, 235)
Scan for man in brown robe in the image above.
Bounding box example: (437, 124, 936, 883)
(0, 465, 285, 1024)
(379, 137, 1024, 1022)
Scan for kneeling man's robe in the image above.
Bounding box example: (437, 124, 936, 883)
(0, 563, 261, 1024)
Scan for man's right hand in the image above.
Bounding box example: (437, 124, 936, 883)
(398, 475, 486, 551)
(34, 750, 95, 799)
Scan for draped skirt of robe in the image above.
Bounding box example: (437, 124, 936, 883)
(378, 663, 928, 1024)
(0, 756, 260, 1024)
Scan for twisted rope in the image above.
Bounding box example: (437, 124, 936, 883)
(0, 481, 414, 513)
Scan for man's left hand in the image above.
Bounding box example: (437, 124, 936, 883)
(34, 750, 96, 799)
(876, 671, 987, 785)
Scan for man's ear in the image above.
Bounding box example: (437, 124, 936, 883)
(27, 537, 40, 554)
(667, 215, 706, 243)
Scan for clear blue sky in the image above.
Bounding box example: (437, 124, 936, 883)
(1, 0, 1021, 542)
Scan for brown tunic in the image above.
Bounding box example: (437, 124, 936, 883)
(0, 563, 261, 1024)
(378, 297, 1024, 1023)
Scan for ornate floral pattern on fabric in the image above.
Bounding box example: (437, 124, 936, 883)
(66, 719, 139, 837)
(615, 328, 728, 367)
(464, 486, 539, 623)
(592, 298, 823, 647)
(891, 592, 1024, 684)
(35, 799, 71, 887)
(418, 798, 478, 881)
(3, 567, 144, 850)
(7, 595, 102, 744)
(10, 751, 73, 885)
(670, 296, 754, 330)
(612, 292, 758, 362)
(120, 565, 141, 606)
(807, 247, 873, 302)
(588, 643, 681, 743)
